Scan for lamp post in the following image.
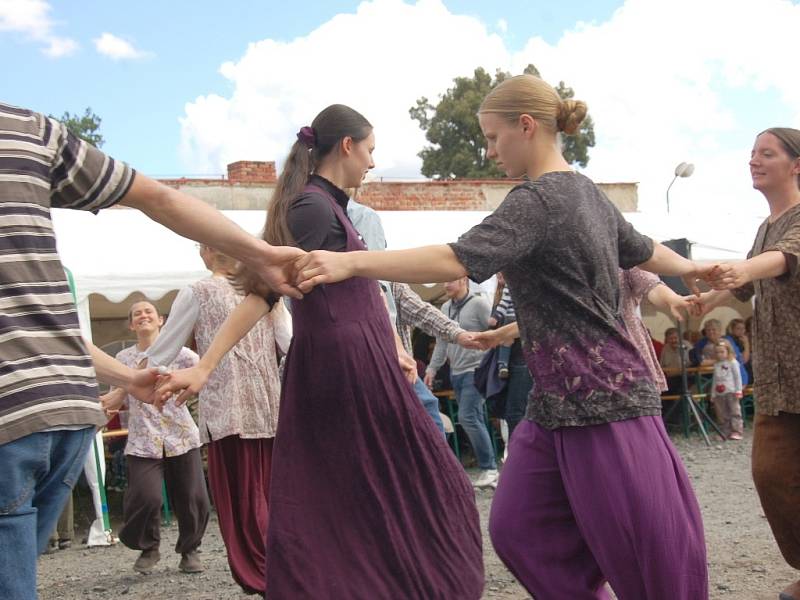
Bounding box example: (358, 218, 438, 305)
(666, 161, 695, 214)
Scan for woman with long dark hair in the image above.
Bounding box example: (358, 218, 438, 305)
(157, 104, 483, 599)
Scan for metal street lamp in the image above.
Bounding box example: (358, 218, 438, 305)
(666, 161, 695, 214)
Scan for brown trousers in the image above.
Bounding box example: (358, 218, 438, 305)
(752, 412, 800, 569)
(119, 448, 210, 554)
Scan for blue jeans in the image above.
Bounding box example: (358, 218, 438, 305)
(451, 371, 497, 470)
(0, 427, 95, 600)
(413, 377, 445, 436)
(505, 364, 534, 438)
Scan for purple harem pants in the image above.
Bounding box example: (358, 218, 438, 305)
(489, 416, 708, 600)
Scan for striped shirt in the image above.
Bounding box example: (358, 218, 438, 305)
(0, 103, 135, 445)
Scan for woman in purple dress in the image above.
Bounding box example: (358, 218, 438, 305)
(158, 104, 483, 599)
(295, 76, 711, 599)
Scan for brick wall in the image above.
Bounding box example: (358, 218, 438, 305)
(356, 179, 639, 212)
(227, 160, 277, 183)
(154, 161, 638, 212)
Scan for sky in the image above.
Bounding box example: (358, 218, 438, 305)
(2, 0, 799, 222)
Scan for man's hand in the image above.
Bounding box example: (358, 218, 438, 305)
(124, 368, 163, 405)
(397, 349, 417, 385)
(154, 365, 212, 410)
(295, 250, 356, 293)
(248, 243, 307, 300)
(455, 331, 483, 350)
(423, 371, 435, 389)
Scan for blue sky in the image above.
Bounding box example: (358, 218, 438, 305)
(3, 0, 800, 222)
(2, 0, 622, 176)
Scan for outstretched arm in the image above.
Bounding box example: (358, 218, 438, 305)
(706, 252, 788, 289)
(297, 245, 466, 291)
(637, 243, 712, 295)
(155, 294, 270, 406)
(85, 341, 160, 404)
(121, 174, 305, 299)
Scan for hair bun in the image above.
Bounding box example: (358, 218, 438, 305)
(556, 99, 588, 135)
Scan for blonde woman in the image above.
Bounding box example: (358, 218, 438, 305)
(294, 76, 711, 599)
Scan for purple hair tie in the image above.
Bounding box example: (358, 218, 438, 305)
(296, 126, 316, 149)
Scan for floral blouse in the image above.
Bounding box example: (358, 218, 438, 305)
(618, 268, 668, 391)
(115, 345, 200, 458)
(146, 276, 286, 442)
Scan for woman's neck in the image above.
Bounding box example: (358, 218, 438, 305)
(526, 141, 573, 180)
(314, 163, 347, 191)
(764, 184, 800, 222)
(136, 330, 159, 351)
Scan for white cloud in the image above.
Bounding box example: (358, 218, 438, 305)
(93, 32, 151, 60)
(496, 18, 508, 33)
(180, 0, 800, 230)
(0, 0, 77, 57)
(180, 0, 507, 175)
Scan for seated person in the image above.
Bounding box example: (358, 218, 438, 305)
(659, 327, 692, 394)
(692, 318, 749, 385)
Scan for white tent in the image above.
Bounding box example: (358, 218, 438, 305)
(53, 207, 764, 311)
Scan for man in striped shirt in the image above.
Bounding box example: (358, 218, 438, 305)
(0, 102, 304, 600)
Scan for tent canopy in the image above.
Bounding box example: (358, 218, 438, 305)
(52, 208, 763, 316)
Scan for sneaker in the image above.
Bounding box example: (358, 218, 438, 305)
(133, 548, 161, 574)
(58, 539, 72, 550)
(179, 550, 204, 574)
(473, 469, 499, 489)
(729, 432, 743, 441)
(498, 367, 509, 380)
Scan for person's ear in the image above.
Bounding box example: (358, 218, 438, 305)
(519, 114, 536, 138)
(340, 136, 353, 157)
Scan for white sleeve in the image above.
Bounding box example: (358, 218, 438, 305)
(271, 299, 293, 355)
(145, 287, 200, 367)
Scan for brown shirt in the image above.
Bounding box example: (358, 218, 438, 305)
(731, 204, 800, 415)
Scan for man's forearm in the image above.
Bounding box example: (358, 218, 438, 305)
(86, 340, 136, 388)
(120, 174, 264, 266)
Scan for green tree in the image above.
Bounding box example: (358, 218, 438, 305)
(51, 107, 105, 148)
(410, 64, 595, 179)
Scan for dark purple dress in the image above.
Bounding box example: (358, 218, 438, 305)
(264, 183, 483, 599)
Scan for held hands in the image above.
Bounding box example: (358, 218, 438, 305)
(253, 243, 307, 300)
(294, 250, 356, 293)
(471, 328, 514, 351)
(455, 331, 484, 350)
(152, 365, 211, 411)
(704, 262, 751, 290)
(124, 367, 168, 406)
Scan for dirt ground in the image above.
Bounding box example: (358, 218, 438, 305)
(37, 428, 796, 600)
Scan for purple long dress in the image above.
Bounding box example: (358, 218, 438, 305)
(264, 183, 483, 599)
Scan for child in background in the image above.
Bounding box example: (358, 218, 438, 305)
(489, 273, 516, 379)
(711, 342, 744, 440)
